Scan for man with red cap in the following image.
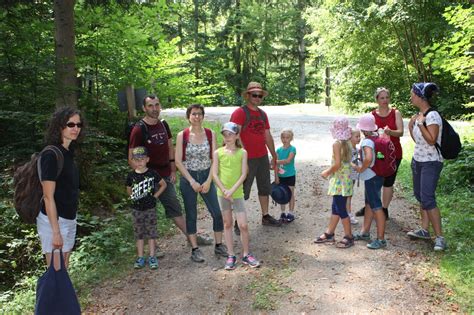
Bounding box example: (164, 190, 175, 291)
(230, 82, 281, 233)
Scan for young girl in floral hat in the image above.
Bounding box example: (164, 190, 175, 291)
(314, 116, 354, 248)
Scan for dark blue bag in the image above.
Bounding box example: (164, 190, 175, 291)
(35, 249, 81, 315)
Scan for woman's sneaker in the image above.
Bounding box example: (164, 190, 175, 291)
(214, 244, 229, 257)
(134, 256, 145, 269)
(434, 236, 447, 251)
(148, 256, 158, 269)
(242, 254, 260, 268)
(367, 239, 387, 250)
(191, 248, 205, 263)
(407, 228, 431, 240)
(353, 232, 371, 241)
(224, 255, 237, 270)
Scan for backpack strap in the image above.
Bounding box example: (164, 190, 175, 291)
(182, 127, 213, 161)
(135, 119, 149, 144)
(242, 105, 267, 130)
(37, 145, 64, 181)
(422, 108, 442, 156)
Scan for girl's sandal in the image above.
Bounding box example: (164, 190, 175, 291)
(314, 232, 335, 244)
(336, 236, 355, 248)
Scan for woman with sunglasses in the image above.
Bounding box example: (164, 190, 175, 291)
(175, 104, 227, 263)
(37, 106, 85, 268)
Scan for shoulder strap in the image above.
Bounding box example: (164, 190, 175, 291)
(136, 119, 149, 144)
(242, 106, 251, 130)
(160, 119, 169, 139)
(204, 128, 213, 159)
(38, 145, 65, 181)
(422, 108, 442, 154)
(182, 128, 190, 161)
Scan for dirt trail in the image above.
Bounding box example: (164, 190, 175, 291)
(87, 104, 453, 314)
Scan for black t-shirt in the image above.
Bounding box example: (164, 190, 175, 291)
(126, 169, 162, 211)
(40, 145, 80, 220)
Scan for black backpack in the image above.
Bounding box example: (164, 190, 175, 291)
(423, 108, 462, 160)
(13, 145, 64, 224)
(125, 119, 149, 157)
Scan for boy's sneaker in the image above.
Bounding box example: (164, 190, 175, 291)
(242, 254, 260, 268)
(407, 228, 431, 240)
(190, 248, 205, 263)
(262, 214, 282, 227)
(286, 213, 295, 223)
(434, 236, 447, 251)
(214, 244, 229, 257)
(148, 256, 158, 269)
(280, 213, 288, 222)
(224, 255, 237, 270)
(134, 256, 145, 269)
(349, 213, 358, 225)
(353, 232, 371, 241)
(234, 220, 240, 236)
(367, 239, 387, 250)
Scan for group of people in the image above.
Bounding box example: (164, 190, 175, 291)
(36, 81, 446, 275)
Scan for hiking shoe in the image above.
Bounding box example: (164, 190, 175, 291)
(224, 255, 237, 270)
(234, 220, 240, 236)
(148, 256, 158, 269)
(280, 213, 287, 222)
(407, 228, 431, 240)
(134, 256, 145, 269)
(367, 239, 387, 250)
(197, 234, 213, 246)
(349, 213, 358, 225)
(286, 213, 295, 223)
(214, 244, 229, 257)
(190, 248, 205, 263)
(242, 254, 260, 268)
(355, 206, 365, 217)
(434, 236, 447, 251)
(354, 232, 371, 241)
(262, 214, 282, 227)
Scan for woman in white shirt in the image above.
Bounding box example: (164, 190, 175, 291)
(407, 82, 446, 251)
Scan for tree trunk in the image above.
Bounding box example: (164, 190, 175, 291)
(54, 0, 77, 108)
(390, 22, 411, 87)
(234, 0, 242, 100)
(297, 0, 306, 103)
(193, 0, 200, 80)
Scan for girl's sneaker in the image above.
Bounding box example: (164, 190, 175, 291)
(242, 254, 260, 268)
(367, 239, 387, 250)
(148, 256, 158, 269)
(280, 213, 288, 222)
(286, 213, 295, 222)
(134, 256, 145, 269)
(354, 232, 371, 241)
(224, 255, 237, 270)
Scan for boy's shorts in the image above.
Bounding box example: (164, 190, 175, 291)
(132, 208, 158, 240)
(218, 197, 246, 213)
(278, 175, 296, 187)
(37, 211, 77, 254)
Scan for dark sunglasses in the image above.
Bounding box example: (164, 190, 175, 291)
(251, 94, 263, 99)
(66, 122, 83, 128)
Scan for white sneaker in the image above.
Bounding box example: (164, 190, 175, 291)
(349, 213, 358, 225)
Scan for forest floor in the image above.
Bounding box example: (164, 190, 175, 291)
(86, 104, 456, 313)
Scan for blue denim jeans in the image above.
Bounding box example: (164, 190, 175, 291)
(364, 175, 384, 211)
(179, 168, 223, 235)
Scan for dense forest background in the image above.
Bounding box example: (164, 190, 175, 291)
(0, 0, 473, 312)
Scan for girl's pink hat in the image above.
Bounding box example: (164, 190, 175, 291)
(330, 116, 352, 140)
(356, 114, 378, 131)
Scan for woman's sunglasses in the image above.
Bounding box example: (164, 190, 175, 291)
(66, 122, 83, 128)
(251, 94, 263, 99)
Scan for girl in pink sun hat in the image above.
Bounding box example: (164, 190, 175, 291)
(352, 113, 388, 250)
(314, 116, 354, 248)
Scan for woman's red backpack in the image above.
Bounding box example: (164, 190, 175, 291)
(367, 135, 397, 178)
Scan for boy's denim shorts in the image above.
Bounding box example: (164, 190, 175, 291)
(364, 175, 384, 211)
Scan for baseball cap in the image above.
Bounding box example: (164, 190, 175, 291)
(221, 122, 239, 134)
(131, 146, 148, 159)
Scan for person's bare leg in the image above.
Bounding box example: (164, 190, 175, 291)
(222, 210, 234, 255)
(188, 234, 198, 248)
(420, 207, 430, 230)
(427, 208, 443, 236)
(148, 239, 156, 256)
(289, 186, 295, 212)
(341, 217, 352, 237)
(382, 186, 394, 209)
(373, 209, 386, 239)
(236, 212, 250, 256)
(136, 239, 144, 257)
(361, 204, 374, 234)
(213, 231, 223, 245)
(173, 215, 187, 235)
(326, 215, 340, 235)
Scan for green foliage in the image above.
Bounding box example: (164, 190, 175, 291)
(246, 268, 293, 310)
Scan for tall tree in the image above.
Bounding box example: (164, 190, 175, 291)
(54, 0, 77, 108)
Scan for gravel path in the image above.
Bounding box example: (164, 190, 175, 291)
(86, 104, 453, 314)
